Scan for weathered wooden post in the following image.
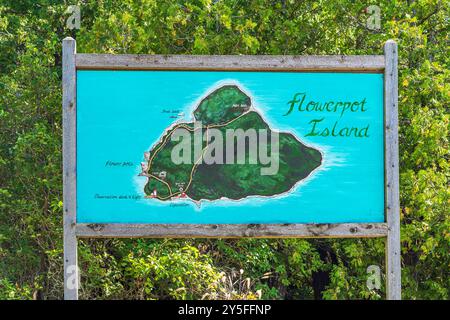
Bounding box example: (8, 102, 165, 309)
(384, 40, 401, 300)
(63, 37, 78, 300)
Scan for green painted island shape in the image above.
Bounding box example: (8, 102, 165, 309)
(140, 85, 322, 203)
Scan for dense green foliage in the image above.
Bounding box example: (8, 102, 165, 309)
(0, 0, 448, 300)
(194, 85, 250, 125)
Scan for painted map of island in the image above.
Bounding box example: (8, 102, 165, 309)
(139, 84, 323, 203)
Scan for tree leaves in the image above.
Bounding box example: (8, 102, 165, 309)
(0, 0, 448, 300)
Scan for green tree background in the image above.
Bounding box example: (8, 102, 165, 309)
(0, 0, 448, 299)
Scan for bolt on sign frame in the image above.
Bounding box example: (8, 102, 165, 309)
(63, 37, 400, 300)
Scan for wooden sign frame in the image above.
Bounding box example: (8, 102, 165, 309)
(62, 37, 400, 300)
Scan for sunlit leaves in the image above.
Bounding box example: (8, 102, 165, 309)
(0, 0, 448, 300)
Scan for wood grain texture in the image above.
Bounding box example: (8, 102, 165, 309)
(75, 223, 388, 238)
(384, 40, 401, 300)
(63, 37, 78, 300)
(76, 54, 385, 72)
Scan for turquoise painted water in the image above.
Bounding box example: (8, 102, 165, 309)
(77, 71, 384, 223)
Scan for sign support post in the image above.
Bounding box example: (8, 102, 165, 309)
(384, 40, 401, 300)
(62, 38, 400, 300)
(63, 37, 79, 300)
